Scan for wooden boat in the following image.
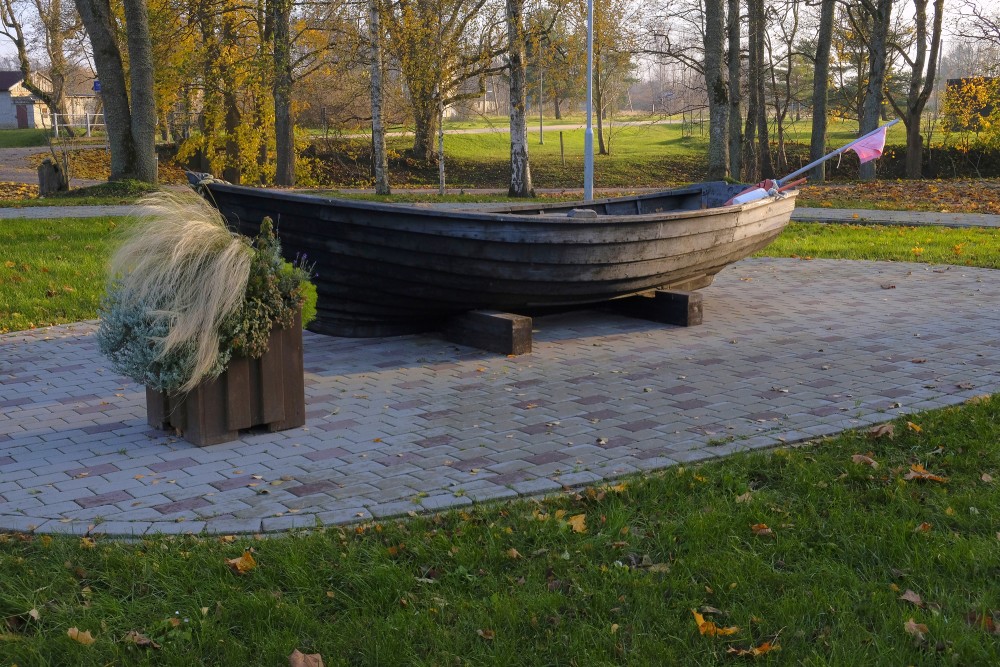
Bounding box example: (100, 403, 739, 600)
(194, 180, 797, 337)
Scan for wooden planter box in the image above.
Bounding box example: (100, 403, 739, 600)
(146, 311, 305, 446)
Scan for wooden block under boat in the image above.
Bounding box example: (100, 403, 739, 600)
(443, 310, 533, 356)
(605, 290, 703, 327)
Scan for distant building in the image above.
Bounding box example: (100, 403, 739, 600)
(0, 71, 99, 130)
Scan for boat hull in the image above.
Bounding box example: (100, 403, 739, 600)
(200, 182, 796, 337)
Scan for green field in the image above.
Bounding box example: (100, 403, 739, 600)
(0, 128, 50, 148)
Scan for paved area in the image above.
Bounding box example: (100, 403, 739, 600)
(792, 207, 1000, 228)
(2, 257, 998, 536)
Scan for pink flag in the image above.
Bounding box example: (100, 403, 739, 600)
(849, 126, 888, 164)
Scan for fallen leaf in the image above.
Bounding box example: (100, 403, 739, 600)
(914, 522, 933, 533)
(226, 550, 257, 575)
(79, 537, 96, 549)
(904, 464, 948, 483)
(288, 649, 324, 667)
(751, 523, 774, 538)
(851, 454, 879, 469)
(507, 548, 521, 559)
(123, 630, 160, 649)
(880, 283, 896, 289)
(956, 382, 976, 390)
(726, 641, 780, 656)
(691, 609, 739, 636)
(567, 514, 587, 533)
(982, 473, 993, 484)
(477, 629, 495, 640)
(904, 618, 929, 641)
(965, 611, 1000, 635)
(67, 627, 95, 645)
(899, 590, 925, 608)
(906, 421, 923, 433)
(735, 491, 753, 503)
(611, 623, 620, 634)
(868, 423, 894, 439)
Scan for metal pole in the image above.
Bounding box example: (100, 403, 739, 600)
(584, 0, 594, 201)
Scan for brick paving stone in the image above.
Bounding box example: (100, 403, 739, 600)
(2, 259, 999, 535)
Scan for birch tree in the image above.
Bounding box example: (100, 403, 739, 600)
(369, 0, 390, 194)
(506, 0, 533, 196)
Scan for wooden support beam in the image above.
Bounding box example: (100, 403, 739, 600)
(606, 289, 703, 327)
(443, 310, 533, 355)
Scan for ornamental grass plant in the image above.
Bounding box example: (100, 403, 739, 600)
(97, 191, 314, 395)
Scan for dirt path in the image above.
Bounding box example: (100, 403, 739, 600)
(0, 146, 104, 187)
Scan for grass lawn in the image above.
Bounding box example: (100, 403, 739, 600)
(1, 399, 998, 664)
(0, 216, 123, 334)
(0, 129, 50, 148)
(759, 222, 1000, 269)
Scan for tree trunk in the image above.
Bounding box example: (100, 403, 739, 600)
(74, 0, 138, 181)
(703, 0, 729, 180)
(121, 0, 157, 183)
(750, 0, 774, 179)
(2, 0, 72, 127)
(369, 0, 390, 194)
(596, 57, 607, 155)
(554, 96, 562, 119)
(506, 0, 534, 197)
(411, 96, 438, 163)
(273, 0, 295, 186)
(727, 0, 741, 180)
(809, 0, 835, 182)
(886, 0, 943, 179)
(859, 0, 892, 182)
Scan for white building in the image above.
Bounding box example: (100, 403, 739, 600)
(0, 71, 99, 130)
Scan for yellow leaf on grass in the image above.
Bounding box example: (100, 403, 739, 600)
(611, 623, 620, 634)
(567, 514, 587, 533)
(691, 609, 739, 637)
(507, 548, 521, 559)
(904, 464, 948, 483)
(906, 421, 923, 433)
(79, 537, 96, 549)
(726, 641, 780, 656)
(735, 491, 753, 503)
(751, 523, 774, 538)
(914, 521, 933, 533)
(477, 628, 495, 640)
(899, 589, 925, 608)
(226, 550, 257, 575)
(67, 627, 96, 645)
